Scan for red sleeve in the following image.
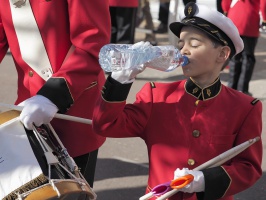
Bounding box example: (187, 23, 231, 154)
(261, 0, 266, 21)
(222, 101, 263, 196)
(53, 0, 111, 100)
(221, 0, 232, 14)
(109, 0, 138, 7)
(0, 13, 8, 62)
(93, 82, 153, 138)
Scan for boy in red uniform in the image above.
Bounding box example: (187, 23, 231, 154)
(93, 2, 262, 200)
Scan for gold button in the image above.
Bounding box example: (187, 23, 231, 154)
(195, 100, 200, 106)
(188, 159, 195, 166)
(192, 130, 200, 138)
(29, 71, 34, 77)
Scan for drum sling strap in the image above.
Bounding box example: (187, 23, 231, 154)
(0, 116, 47, 200)
(9, 0, 53, 81)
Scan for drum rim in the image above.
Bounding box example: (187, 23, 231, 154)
(16, 179, 96, 200)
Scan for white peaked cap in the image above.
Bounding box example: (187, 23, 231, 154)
(170, 2, 244, 57)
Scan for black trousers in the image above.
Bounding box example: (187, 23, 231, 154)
(216, 0, 223, 13)
(73, 149, 99, 187)
(228, 36, 258, 93)
(183, 0, 196, 5)
(158, 2, 170, 25)
(109, 6, 137, 44)
(158, 1, 196, 25)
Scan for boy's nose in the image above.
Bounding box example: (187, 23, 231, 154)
(180, 47, 189, 55)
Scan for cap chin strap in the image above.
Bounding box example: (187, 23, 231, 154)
(9, 0, 53, 81)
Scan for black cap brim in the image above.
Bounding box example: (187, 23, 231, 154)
(170, 20, 225, 46)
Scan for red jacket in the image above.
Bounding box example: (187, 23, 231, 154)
(222, 0, 266, 37)
(109, 0, 138, 7)
(0, 0, 111, 157)
(93, 78, 262, 200)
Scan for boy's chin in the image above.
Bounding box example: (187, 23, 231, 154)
(182, 68, 192, 77)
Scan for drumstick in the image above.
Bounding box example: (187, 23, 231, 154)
(156, 137, 260, 200)
(193, 137, 260, 170)
(0, 102, 92, 125)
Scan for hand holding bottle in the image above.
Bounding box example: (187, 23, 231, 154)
(111, 64, 146, 84)
(124, 41, 153, 68)
(111, 41, 150, 84)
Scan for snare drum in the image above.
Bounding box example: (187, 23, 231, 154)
(0, 110, 96, 200)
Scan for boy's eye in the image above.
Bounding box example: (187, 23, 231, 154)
(190, 39, 201, 48)
(190, 42, 200, 47)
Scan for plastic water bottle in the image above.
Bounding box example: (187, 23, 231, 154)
(99, 44, 189, 72)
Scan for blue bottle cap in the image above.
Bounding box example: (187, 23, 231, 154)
(181, 55, 189, 67)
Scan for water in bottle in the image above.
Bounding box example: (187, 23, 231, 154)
(144, 46, 189, 72)
(98, 44, 189, 72)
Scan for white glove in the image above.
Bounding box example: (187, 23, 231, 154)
(111, 64, 146, 84)
(19, 95, 59, 130)
(174, 168, 205, 193)
(111, 41, 151, 84)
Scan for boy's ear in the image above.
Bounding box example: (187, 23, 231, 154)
(217, 46, 231, 62)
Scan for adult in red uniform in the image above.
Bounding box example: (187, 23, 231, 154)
(0, 0, 110, 186)
(109, 0, 138, 44)
(222, 0, 266, 95)
(93, 3, 263, 199)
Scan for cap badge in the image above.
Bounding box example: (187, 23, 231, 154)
(188, 6, 192, 15)
(184, 2, 197, 18)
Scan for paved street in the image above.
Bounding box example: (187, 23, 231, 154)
(0, 1, 265, 199)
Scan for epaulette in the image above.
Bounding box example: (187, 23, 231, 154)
(251, 98, 260, 105)
(150, 82, 156, 88)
